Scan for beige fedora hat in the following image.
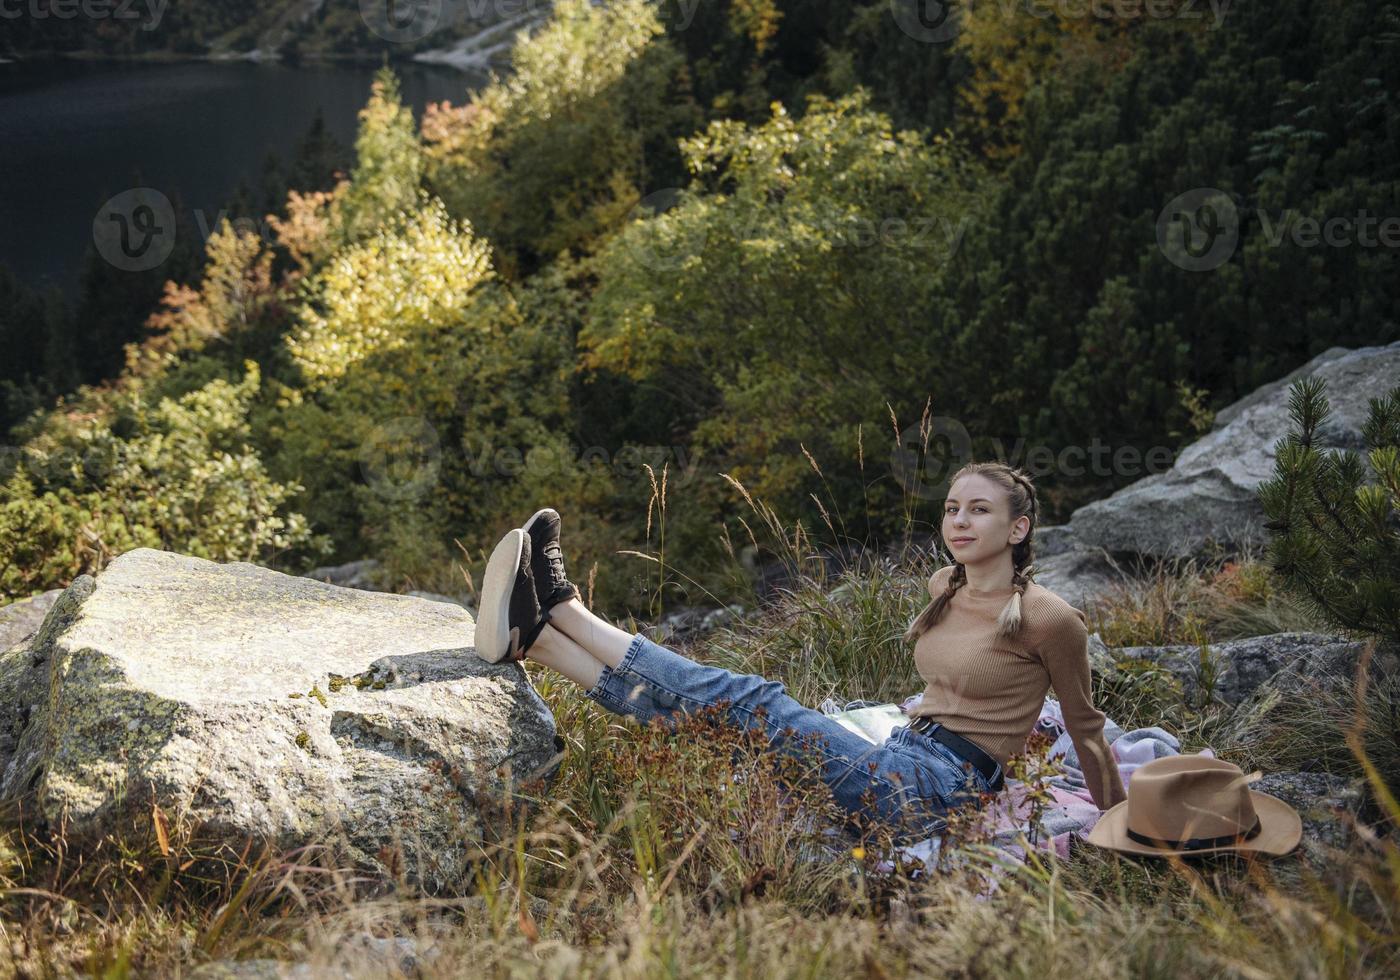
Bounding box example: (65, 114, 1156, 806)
(1087, 754, 1302, 857)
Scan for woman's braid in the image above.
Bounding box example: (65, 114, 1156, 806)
(1006, 468, 1039, 593)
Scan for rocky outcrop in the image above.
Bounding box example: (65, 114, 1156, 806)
(1027, 549, 1137, 614)
(0, 588, 61, 654)
(302, 557, 387, 592)
(1254, 771, 1366, 861)
(648, 603, 748, 646)
(1107, 632, 1376, 707)
(0, 549, 560, 891)
(1060, 340, 1400, 561)
(412, 3, 550, 72)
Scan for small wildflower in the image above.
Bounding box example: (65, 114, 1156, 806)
(851, 846, 866, 859)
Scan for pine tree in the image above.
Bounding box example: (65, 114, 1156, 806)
(288, 109, 349, 195)
(335, 64, 424, 246)
(1258, 377, 1400, 649)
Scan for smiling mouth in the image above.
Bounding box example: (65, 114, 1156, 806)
(950, 537, 976, 544)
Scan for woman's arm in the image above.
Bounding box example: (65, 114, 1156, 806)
(1039, 606, 1127, 810)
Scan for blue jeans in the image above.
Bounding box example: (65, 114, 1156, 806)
(585, 632, 993, 843)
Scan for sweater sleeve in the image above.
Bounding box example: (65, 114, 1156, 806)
(1038, 605, 1127, 810)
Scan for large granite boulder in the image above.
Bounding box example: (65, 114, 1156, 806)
(0, 549, 560, 891)
(1061, 340, 1400, 561)
(1028, 549, 1137, 615)
(1106, 632, 1377, 707)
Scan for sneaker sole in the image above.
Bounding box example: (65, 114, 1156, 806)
(475, 527, 525, 664)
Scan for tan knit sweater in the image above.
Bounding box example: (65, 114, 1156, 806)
(907, 564, 1127, 810)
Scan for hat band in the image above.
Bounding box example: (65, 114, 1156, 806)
(1125, 816, 1262, 852)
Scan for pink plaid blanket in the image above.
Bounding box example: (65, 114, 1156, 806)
(874, 696, 1212, 872)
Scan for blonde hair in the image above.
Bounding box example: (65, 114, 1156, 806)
(902, 461, 1041, 645)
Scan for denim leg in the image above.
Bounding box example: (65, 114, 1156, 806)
(585, 632, 973, 840)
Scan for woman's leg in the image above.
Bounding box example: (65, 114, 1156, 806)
(553, 617, 967, 840)
(520, 594, 628, 687)
(525, 620, 605, 689)
(542, 597, 634, 668)
(529, 596, 987, 839)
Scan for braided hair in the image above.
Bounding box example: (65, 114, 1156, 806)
(902, 462, 1041, 644)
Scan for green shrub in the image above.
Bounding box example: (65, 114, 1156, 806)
(0, 360, 324, 605)
(1258, 376, 1400, 650)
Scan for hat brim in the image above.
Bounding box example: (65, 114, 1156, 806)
(1085, 791, 1303, 858)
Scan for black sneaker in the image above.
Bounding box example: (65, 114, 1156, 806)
(523, 507, 582, 612)
(474, 528, 550, 664)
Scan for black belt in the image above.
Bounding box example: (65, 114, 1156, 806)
(905, 716, 1004, 792)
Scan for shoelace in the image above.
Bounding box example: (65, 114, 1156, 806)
(542, 540, 573, 599)
(543, 541, 566, 577)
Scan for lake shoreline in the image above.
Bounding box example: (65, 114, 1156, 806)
(0, 58, 477, 300)
(0, 47, 484, 72)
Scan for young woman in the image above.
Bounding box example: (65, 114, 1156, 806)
(473, 462, 1127, 842)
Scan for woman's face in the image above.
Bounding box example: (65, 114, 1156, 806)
(942, 474, 1026, 564)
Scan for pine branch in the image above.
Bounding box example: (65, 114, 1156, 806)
(1259, 377, 1400, 648)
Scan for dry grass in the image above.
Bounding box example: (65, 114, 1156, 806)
(1087, 537, 1332, 651)
(3, 449, 1398, 978)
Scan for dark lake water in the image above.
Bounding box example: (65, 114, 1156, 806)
(0, 59, 481, 300)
